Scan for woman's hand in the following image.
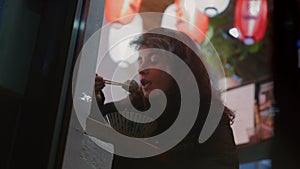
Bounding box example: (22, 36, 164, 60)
(125, 80, 149, 111)
(121, 80, 139, 93)
(94, 73, 105, 103)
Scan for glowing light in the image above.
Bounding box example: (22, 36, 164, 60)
(104, 0, 142, 25)
(161, 4, 177, 30)
(228, 27, 239, 38)
(108, 14, 143, 67)
(175, 0, 209, 43)
(234, 0, 268, 45)
(196, 0, 230, 17)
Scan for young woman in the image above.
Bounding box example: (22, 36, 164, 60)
(94, 27, 239, 169)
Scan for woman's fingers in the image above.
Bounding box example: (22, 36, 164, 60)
(95, 74, 105, 89)
(121, 80, 140, 93)
(95, 74, 105, 102)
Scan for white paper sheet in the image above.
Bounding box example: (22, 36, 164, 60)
(222, 83, 255, 145)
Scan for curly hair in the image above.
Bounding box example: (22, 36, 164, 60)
(130, 27, 235, 124)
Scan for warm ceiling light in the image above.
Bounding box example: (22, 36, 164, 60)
(196, 0, 231, 18)
(108, 14, 143, 67)
(175, 0, 209, 43)
(104, 0, 142, 25)
(161, 3, 177, 30)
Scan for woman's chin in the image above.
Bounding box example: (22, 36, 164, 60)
(143, 91, 150, 98)
(144, 89, 166, 99)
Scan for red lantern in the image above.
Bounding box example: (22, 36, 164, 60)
(104, 0, 142, 25)
(175, 0, 209, 43)
(234, 0, 268, 45)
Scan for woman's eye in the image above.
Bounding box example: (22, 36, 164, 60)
(137, 56, 142, 65)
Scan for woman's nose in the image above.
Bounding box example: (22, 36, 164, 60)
(138, 60, 147, 74)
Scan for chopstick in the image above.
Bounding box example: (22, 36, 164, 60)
(104, 79, 130, 87)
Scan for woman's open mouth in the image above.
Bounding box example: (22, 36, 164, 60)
(141, 79, 152, 89)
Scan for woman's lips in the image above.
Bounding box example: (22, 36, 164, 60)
(141, 79, 152, 90)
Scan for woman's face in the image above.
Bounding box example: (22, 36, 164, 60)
(137, 47, 173, 98)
